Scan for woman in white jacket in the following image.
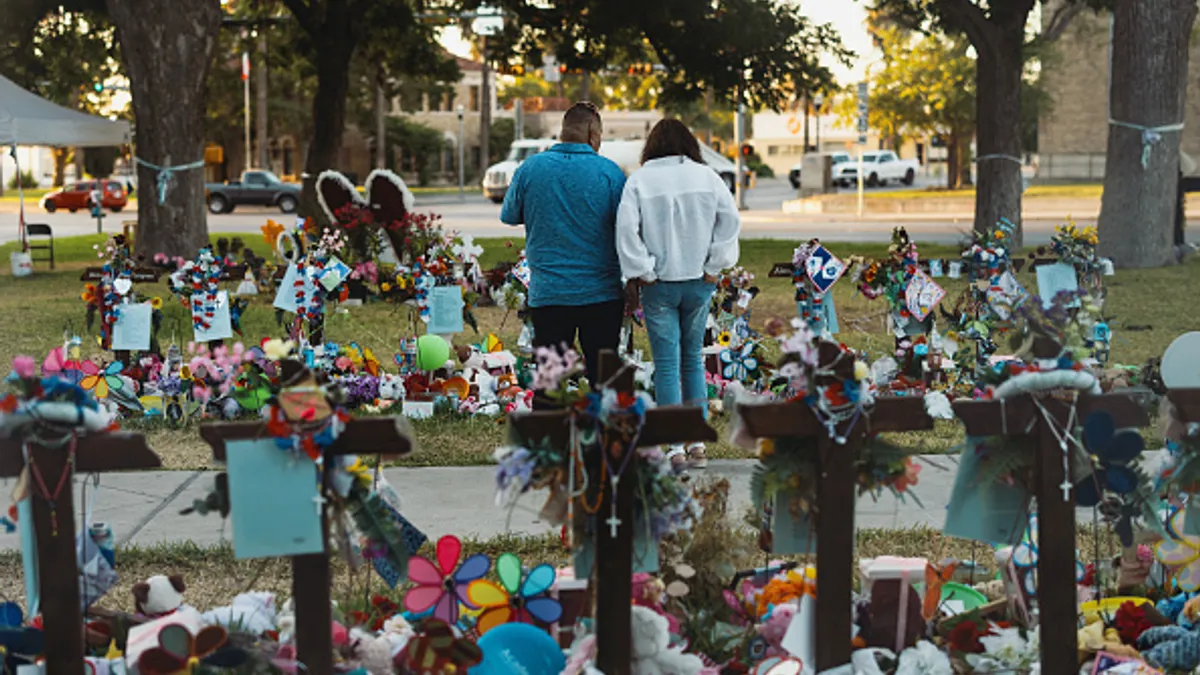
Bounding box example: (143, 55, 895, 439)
(616, 119, 741, 470)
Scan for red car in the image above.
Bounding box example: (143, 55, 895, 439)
(42, 180, 128, 213)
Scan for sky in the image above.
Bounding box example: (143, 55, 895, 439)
(439, 0, 877, 86)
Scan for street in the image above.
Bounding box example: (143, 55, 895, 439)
(3, 178, 1196, 247)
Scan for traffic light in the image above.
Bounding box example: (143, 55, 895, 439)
(740, 143, 753, 158)
(92, 82, 103, 93)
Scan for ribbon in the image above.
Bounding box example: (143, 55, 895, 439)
(134, 157, 206, 204)
(974, 154, 1023, 164)
(1110, 118, 1186, 168)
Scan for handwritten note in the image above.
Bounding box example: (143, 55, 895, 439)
(112, 302, 152, 351)
(427, 285, 465, 335)
(1036, 262, 1081, 309)
(193, 291, 233, 342)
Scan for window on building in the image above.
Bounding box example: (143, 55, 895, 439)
(767, 146, 779, 156)
(469, 86, 480, 112)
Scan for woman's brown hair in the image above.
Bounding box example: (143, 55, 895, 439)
(641, 118, 703, 164)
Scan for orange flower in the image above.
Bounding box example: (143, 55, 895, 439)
(81, 284, 98, 304)
(894, 458, 922, 491)
(262, 219, 286, 246)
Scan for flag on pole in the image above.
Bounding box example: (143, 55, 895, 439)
(241, 53, 250, 81)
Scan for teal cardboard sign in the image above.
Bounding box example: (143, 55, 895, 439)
(226, 439, 324, 559)
(943, 442, 1030, 546)
(574, 516, 659, 578)
(771, 490, 816, 555)
(427, 285, 464, 335)
(112, 302, 152, 351)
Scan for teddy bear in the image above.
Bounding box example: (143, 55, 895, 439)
(201, 591, 277, 636)
(131, 575, 190, 619)
(630, 605, 704, 675)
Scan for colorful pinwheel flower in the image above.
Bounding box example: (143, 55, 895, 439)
(465, 552, 562, 634)
(720, 343, 758, 381)
(80, 360, 124, 398)
(1010, 513, 1085, 595)
(403, 535, 490, 625)
(1155, 509, 1200, 592)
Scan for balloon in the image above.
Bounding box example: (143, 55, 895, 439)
(416, 334, 451, 372)
(471, 622, 565, 674)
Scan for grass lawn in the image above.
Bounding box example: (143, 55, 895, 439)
(869, 183, 1105, 200)
(1, 233, 1196, 469)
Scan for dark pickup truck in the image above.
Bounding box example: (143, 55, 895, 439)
(205, 170, 301, 214)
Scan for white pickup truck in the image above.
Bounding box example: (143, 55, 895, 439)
(833, 150, 920, 188)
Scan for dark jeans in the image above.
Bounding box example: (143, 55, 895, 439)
(530, 299, 624, 408)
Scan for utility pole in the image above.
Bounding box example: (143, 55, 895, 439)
(242, 50, 252, 172)
(256, 31, 269, 169)
(803, 92, 810, 152)
(734, 78, 746, 211)
(457, 105, 466, 200)
(814, 92, 824, 153)
(514, 98, 524, 140)
(479, 35, 491, 175)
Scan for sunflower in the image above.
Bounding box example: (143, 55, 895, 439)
(381, 282, 392, 292)
(150, 297, 163, 310)
(717, 331, 732, 347)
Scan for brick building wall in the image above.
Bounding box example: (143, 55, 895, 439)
(1039, 1, 1200, 180)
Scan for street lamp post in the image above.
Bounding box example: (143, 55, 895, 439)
(457, 104, 465, 201)
(813, 92, 825, 153)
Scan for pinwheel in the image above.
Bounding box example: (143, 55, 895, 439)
(466, 552, 562, 634)
(80, 360, 124, 398)
(1075, 410, 1145, 506)
(137, 625, 246, 675)
(1155, 509, 1200, 592)
(398, 618, 482, 673)
(720, 342, 759, 381)
(1010, 513, 1085, 595)
(43, 345, 83, 385)
(404, 535, 490, 625)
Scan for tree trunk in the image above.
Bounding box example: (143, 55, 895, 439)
(375, 68, 387, 170)
(973, 26, 1025, 244)
(106, 0, 221, 258)
(1098, 0, 1197, 268)
(53, 148, 68, 187)
(946, 134, 960, 190)
(300, 28, 355, 221)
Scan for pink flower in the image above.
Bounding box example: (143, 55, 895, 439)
(12, 356, 35, 379)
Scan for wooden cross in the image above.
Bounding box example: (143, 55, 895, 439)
(734, 341, 934, 671)
(507, 350, 715, 675)
(199, 416, 412, 675)
(0, 429, 160, 675)
(952, 366, 1149, 675)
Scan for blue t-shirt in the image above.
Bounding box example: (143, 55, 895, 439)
(500, 143, 626, 308)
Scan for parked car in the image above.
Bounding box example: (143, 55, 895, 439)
(41, 179, 127, 213)
(788, 151, 853, 189)
(205, 170, 301, 214)
(834, 150, 920, 188)
(482, 139, 557, 203)
(600, 140, 740, 194)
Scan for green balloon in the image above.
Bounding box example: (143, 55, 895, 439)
(416, 334, 451, 371)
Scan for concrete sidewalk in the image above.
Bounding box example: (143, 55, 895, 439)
(0, 455, 1114, 552)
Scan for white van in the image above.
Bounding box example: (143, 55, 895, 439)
(482, 138, 557, 203)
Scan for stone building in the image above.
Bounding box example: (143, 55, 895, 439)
(1038, 1, 1200, 180)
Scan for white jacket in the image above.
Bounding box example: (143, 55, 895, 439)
(615, 155, 741, 283)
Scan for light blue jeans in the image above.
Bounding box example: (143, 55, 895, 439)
(642, 279, 715, 418)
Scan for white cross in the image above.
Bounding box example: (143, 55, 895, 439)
(1060, 479, 1073, 501)
(606, 514, 622, 538)
(313, 492, 327, 517)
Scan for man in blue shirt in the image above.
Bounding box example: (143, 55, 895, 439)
(501, 102, 627, 391)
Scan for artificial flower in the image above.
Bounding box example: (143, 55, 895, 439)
(853, 361, 870, 381)
(262, 219, 286, 246)
(11, 356, 35, 380)
(150, 297, 163, 310)
(263, 339, 295, 361)
(717, 331, 732, 347)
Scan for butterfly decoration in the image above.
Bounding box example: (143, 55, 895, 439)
(1010, 513, 1086, 595)
(398, 618, 483, 673)
(922, 561, 958, 620)
(466, 552, 563, 634)
(403, 536, 490, 625)
(1155, 508, 1200, 592)
(720, 342, 759, 382)
(137, 625, 247, 675)
(80, 360, 124, 398)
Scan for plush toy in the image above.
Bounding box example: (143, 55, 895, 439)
(631, 605, 704, 675)
(1139, 625, 1200, 671)
(131, 575, 188, 619)
(201, 591, 277, 636)
(756, 602, 797, 656)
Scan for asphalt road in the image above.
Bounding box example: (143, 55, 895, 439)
(3, 178, 1196, 247)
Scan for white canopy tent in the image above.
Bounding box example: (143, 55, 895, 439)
(0, 75, 130, 147)
(0, 75, 131, 252)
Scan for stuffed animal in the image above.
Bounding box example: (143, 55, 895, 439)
(132, 575, 188, 619)
(756, 602, 797, 656)
(201, 591, 277, 636)
(1139, 625, 1200, 671)
(630, 605, 704, 675)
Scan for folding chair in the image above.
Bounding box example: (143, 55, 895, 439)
(25, 223, 54, 270)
